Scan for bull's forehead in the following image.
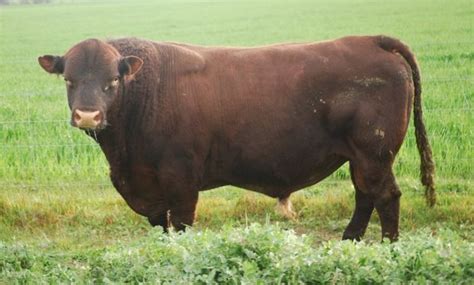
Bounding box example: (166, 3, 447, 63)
(64, 39, 120, 79)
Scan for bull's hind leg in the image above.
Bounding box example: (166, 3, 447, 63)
(373, 170, 401, 241)
(346, 159, 401, 241)
(342, 163, 374, 241)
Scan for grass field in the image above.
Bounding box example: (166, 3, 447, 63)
(0, 0, 473, 283)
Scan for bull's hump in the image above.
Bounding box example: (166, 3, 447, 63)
(166, 44, 206, 74)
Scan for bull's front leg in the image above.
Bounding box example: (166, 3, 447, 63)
(148, 212, 170, 232)
(156, 157, 201, 232)
(169, 191, 199, 231)
(146, 190, 198, 232)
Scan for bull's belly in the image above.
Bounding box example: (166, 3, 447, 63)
(222, 153, 348, 198)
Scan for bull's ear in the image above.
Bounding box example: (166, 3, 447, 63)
(38, 55, 64, 74)
(119, 56, 143, 77)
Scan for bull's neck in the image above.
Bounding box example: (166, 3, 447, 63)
(94, 44, 179, 172)
(95, 78, 165, 173)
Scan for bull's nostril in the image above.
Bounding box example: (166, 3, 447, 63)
(73, 111, 81, 122)
(93, 112, 102, 122)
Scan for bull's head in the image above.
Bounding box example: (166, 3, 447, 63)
(38, 39, 143, 131)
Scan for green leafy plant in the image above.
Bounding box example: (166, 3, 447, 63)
(1, 224, 473, 284)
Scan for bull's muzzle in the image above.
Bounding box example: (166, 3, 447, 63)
(72, 109, 103, 130)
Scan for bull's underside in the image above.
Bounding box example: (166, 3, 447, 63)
(39, 35, 435, 241)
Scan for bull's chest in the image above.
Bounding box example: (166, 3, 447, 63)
(109, 165, 165, 216)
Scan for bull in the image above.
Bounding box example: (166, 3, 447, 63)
(38, 35, 435, 241)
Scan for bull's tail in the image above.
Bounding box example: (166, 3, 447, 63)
(376, 35, 436, 207)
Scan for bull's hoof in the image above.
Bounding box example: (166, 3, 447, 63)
(341, 233, 362, 242)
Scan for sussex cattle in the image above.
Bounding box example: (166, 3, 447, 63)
(38, 35, 435, 241)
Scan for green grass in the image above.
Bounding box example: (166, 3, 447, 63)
(0, 0, 473, 283)
(1, 183, 473, 250)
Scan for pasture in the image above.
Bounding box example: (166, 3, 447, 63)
(0, 0, 473, 283)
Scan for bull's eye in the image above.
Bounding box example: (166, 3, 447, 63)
(105, 77, 120, 91)
(111, 77, 120, 87)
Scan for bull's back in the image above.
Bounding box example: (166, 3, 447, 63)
(191, 36, 412, 132)
(191, 36, 412, 145)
